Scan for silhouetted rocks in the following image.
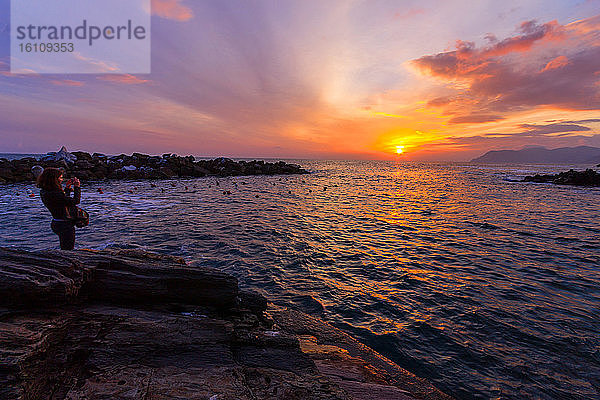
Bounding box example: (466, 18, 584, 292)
(0, 248, 450, 400)
(0, 148, 308, 184)
(523, 169, 600, 186)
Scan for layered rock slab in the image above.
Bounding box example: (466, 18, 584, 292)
(0, 248, 451, 400)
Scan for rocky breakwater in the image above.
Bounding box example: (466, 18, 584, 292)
(0, 146, 308, 184)
(0, 248, 452, 400)
(523, 168, 600, 186)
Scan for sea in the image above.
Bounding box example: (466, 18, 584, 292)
(1, 155, 599, 400)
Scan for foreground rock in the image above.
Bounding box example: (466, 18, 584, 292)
(523, 169, 600, 186)
(0, 248, 451, 400)
(0, 148, 308, 184)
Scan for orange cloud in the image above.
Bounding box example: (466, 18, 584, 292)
(151, 0, 193, 22)
(394, 7, 425, 20)
(97, 74, 150, 85)
(541, 55, 569, 72)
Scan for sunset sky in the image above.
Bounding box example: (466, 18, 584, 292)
(1, 0, 599, 160)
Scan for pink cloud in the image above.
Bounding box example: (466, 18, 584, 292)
(540, 55, 570, 72)
(151, 0, 193, 22)
(97, 74, 150, 85)
(414, 20, 566, 80)
(0, 70, 40, 77)
(413, 16, 600, 120)
(50, 79, 84, 87)
(394, 8, 425, 20)
(481, 20, 565, 57)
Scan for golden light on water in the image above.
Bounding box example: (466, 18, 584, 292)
(396, 145, 405, 154)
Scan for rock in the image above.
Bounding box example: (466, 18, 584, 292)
(239, 289, 268, 313)
(42, 146, 77, 164)
(80, 251, 239, 309)
(523, 169, 600, 186)
(0, 248, 91, 308)
(0, 248, 451, 400)
(1, 151, 309, 184)
(74, 160, 94, 169)
(0, 248, 238, 310)
(271, 306, 453, 400)
(72, 170, 92, 181)
(92, 152, 107, 160)
(72, 151, 92, 161)
(31, 165, 44, 179)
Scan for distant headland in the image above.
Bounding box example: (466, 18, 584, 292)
(471, 146, 600, 164)
(0, 147, 309, 184)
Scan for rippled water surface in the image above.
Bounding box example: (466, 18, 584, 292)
(1, 160, 599, 399)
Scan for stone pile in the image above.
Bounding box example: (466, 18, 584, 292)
(0, 147, 308, 184)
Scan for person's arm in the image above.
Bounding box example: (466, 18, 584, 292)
(62, 178, 81, 206)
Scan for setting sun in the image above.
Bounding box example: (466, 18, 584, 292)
(396, 145, 405, 154)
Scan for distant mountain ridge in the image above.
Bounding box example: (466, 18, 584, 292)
(471, 146, 600, 164)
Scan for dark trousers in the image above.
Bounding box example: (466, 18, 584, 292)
(51, 220, 76, 250)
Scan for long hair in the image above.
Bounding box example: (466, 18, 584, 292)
(37, 168, 63, 191)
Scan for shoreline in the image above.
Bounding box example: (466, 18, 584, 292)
(0, 247, 452, 400)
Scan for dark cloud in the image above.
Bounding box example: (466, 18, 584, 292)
(518, 123, 591, 135)
(432, 133, 600, 155)
(427, 96, 453, 107)
(449, 114, 504, 124)
(561, 119, 600, 124)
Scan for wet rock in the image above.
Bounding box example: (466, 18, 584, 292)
(239, 289, 268, 313)
(523, 169, 600, 186)
(271, 306, 452, 400)
(0, 249, 377, 400)
(0, 249, 452, 400)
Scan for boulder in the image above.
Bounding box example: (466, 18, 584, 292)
(72, 151, 92, 161)
(42, 146, 77, 164)
(31, 165, 44, 179)
(239, 289, 268, 313)
(74, 160, 94, 169)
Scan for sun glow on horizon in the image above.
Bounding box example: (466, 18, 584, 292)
(396, 145, 405, 154)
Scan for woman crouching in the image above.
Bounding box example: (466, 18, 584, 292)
(37, 168, 81, 250)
